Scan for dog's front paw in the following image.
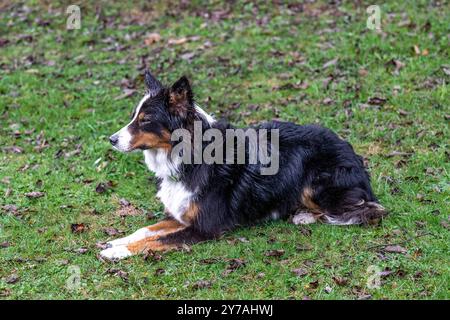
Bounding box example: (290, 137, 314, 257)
(100, 245, 132, 260)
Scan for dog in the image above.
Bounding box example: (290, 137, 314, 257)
(100, 71, 387, 260)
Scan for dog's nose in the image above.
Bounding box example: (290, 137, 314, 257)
(109, 135, 119, 146)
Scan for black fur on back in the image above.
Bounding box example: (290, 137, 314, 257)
(170, 120, 386, 238)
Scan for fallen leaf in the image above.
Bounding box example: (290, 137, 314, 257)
(106, 268, 129, 281)
(95, 242, 109, 250)
(384, 245, 407, 254)
(103, 227, 122, 236)
(368, 96, 387, 106)
(0, 241, 10, 248)
(144, 33, 161, 45)
(155, 268, 165, 275)
(307, 280, 319, 289)
(95, 181, 114, 194)
(223, 258, 246, 275)
(322, 58, 338, 69)
(25, 191, 45, 198)
(73, 247, 88, 254)
(2, 205, 18, 213)
(2, 146, 24, 153)
(115, 200, 142, 217)
(71, 223, 88, 234)
(332, 276, 348, 286)
(181, 51, 196, 61)
(5, 274, 19, 284)
(264, 249, 285, 257)
(386, 151, 412, 158)
(143, 250, 163, 262)
(168, 37, 188, 45)
(292, 268, 308, 277)
(192, 280, 213, 290)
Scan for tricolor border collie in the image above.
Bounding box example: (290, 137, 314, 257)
(100, 71, 387, 260)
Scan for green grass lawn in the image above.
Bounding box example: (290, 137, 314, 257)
(0, 1, 449, 299)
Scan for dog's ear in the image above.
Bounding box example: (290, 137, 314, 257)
(167, 76, 193, 118)
(144, 70, 163, 97)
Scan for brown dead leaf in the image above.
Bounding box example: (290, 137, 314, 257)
(292, 268, 308, 277)
(0, 241, 10, 248)
(384, 245, 407, 254)
(3, 146, 24, 153)
(168, 37, 188, 45)
(155, 268, 165, 276)
(106, 268, 129, 282)
(25, 191, 45, 199)
(192, 280, 213, 290)
(95, 181, 114, 194)
(332, 276, 349, 286)
(223, 258, 246, 276)
(264, 249, 285, 258)
(71, 223, 88, 234)
(368, 96, 387, 106)
(115, 200, 142, 217)
(73, 247, 88, 254)
(143, 250, 163, 262)
(144, 33, 161, 45)
(5, 273, 19, 284)
(307, 280, 319, 289)
(103, 227, 122, 236)
(322, 58, 338, 69)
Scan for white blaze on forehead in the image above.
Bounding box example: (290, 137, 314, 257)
(113, 94, 151, 152)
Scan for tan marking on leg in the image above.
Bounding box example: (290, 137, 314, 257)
(126, 220, 185, 254)
(126, 238, 178, 254)
(146, 219, 184, 232)
(301, 187, 320, 211)
(182, 202, 199, 224)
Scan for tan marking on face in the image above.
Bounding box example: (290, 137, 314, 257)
(301, 187, 320, 211)
(130, 129, 172, 150)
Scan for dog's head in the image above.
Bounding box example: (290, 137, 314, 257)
(110, 71, 202, 152)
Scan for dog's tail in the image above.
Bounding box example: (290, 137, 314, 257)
(322, 200, 388, 226)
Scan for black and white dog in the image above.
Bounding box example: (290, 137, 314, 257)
(100, 71, 386, 260)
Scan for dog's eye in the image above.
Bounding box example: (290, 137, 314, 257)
(140, 115, 152, 125)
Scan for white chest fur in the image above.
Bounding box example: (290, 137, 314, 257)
(157, 178, 193, 224)
(143, 149, 193, 224)
(143, 149, 180, 178)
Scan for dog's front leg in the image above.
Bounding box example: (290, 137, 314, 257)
(100, 219, 185, 260)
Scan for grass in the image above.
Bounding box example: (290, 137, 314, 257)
(0, 1, 449, 300)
